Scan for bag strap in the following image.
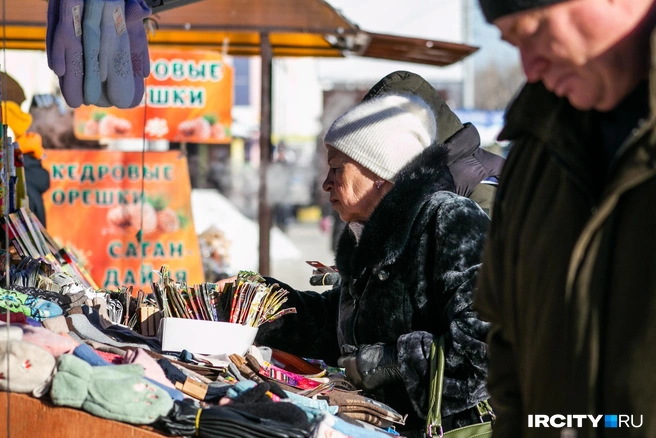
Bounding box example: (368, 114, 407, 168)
(426, 336, 446, 437)
(426, 336, 495, 437)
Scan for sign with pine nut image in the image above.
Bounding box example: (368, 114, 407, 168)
(73, 49, 233, 144)
(42, 150, 204, 290)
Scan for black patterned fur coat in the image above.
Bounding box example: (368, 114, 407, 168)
(256, 144, 491, 432)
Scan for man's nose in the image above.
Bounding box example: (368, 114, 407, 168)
(521, 52, 548, 83)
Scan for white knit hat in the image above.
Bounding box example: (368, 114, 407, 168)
(324, 93, 437, 181)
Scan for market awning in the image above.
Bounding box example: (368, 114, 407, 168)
(2, 0, 478, 275)
(1, 0, 477, 66)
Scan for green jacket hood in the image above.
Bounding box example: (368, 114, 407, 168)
(362, 70, 464, 144)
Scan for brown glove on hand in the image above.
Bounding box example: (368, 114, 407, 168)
(337, 343, 402, 391)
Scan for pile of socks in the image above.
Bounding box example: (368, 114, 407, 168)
(47, 0, 152, 108)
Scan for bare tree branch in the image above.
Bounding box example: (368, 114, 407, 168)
(474, 61, 525, 110)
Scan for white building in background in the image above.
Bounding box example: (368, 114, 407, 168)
(318, 0, 466, 107)
(2, 50, 58, 112)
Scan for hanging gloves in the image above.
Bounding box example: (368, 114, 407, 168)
(47, 0, 150, 109)
(82, 0, 104, 105)
(337, 343, 402, 391)
(50, 0, 85, 108)
(99, 0, 135, 108)
(125, 0, 152, 107)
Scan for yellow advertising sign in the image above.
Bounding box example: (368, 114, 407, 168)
(42, 150, 204, 290)
(74, 49, 233, 143)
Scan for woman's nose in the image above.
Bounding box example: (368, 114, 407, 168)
(322, 173, 333, 192)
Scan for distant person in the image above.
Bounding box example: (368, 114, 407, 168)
(21, 138, 51, 227)
(221, 92, 492, 435)
(476, 0, 656, 436)
(272, 141, 296, 233)
(1, 78, 51, 226)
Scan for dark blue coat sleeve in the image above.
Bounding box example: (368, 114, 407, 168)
(255, 277, 342, 365)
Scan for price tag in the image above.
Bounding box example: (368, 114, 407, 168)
(72, 5, 82, 37)
(113, 6, 127, 36)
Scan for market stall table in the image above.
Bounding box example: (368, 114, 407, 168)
(0, 393, 171, 438)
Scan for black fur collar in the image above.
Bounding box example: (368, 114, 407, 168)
(335, 144, 455, 276)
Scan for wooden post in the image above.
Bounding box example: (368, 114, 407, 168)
(258, 32, 273, 275)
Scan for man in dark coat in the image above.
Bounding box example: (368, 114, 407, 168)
(254, 93, 491, 435)
(476, 0, 656, 436)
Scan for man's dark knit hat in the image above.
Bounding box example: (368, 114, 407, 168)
(479, 0, 570, 23)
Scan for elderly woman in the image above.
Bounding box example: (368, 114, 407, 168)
(243, 93, 490, 435)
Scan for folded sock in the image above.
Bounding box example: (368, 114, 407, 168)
(83, 340, 127, 357)
(73, 344, 184, 401)
(21, 324, 78, 358)
(157, 357, 187, 385)
(227, 362, 246, 382)
(0, 311, 28, 325)
(32, 298, 64, 320)
(73, 343, 133, 367)
(82, 306, 160, 350)
(125, 348, 175, 389)
(11, 285, 73, 310)
(26, 317, 42, 327)
(95, 349, 124, 364)
(67, 306, 84, 315)
(67, 313, 153, 350)
(67, 290, 88, 309)
(284, 391, 338, 419)
(0, 289, 63, 320)
(67, 331, 84, 343)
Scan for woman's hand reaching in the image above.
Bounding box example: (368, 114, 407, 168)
(337, 343, 402, 391)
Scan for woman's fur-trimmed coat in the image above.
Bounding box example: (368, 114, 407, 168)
(256, 145, 490, 430)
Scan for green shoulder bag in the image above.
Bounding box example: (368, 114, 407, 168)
(426, 336, 494, 437)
